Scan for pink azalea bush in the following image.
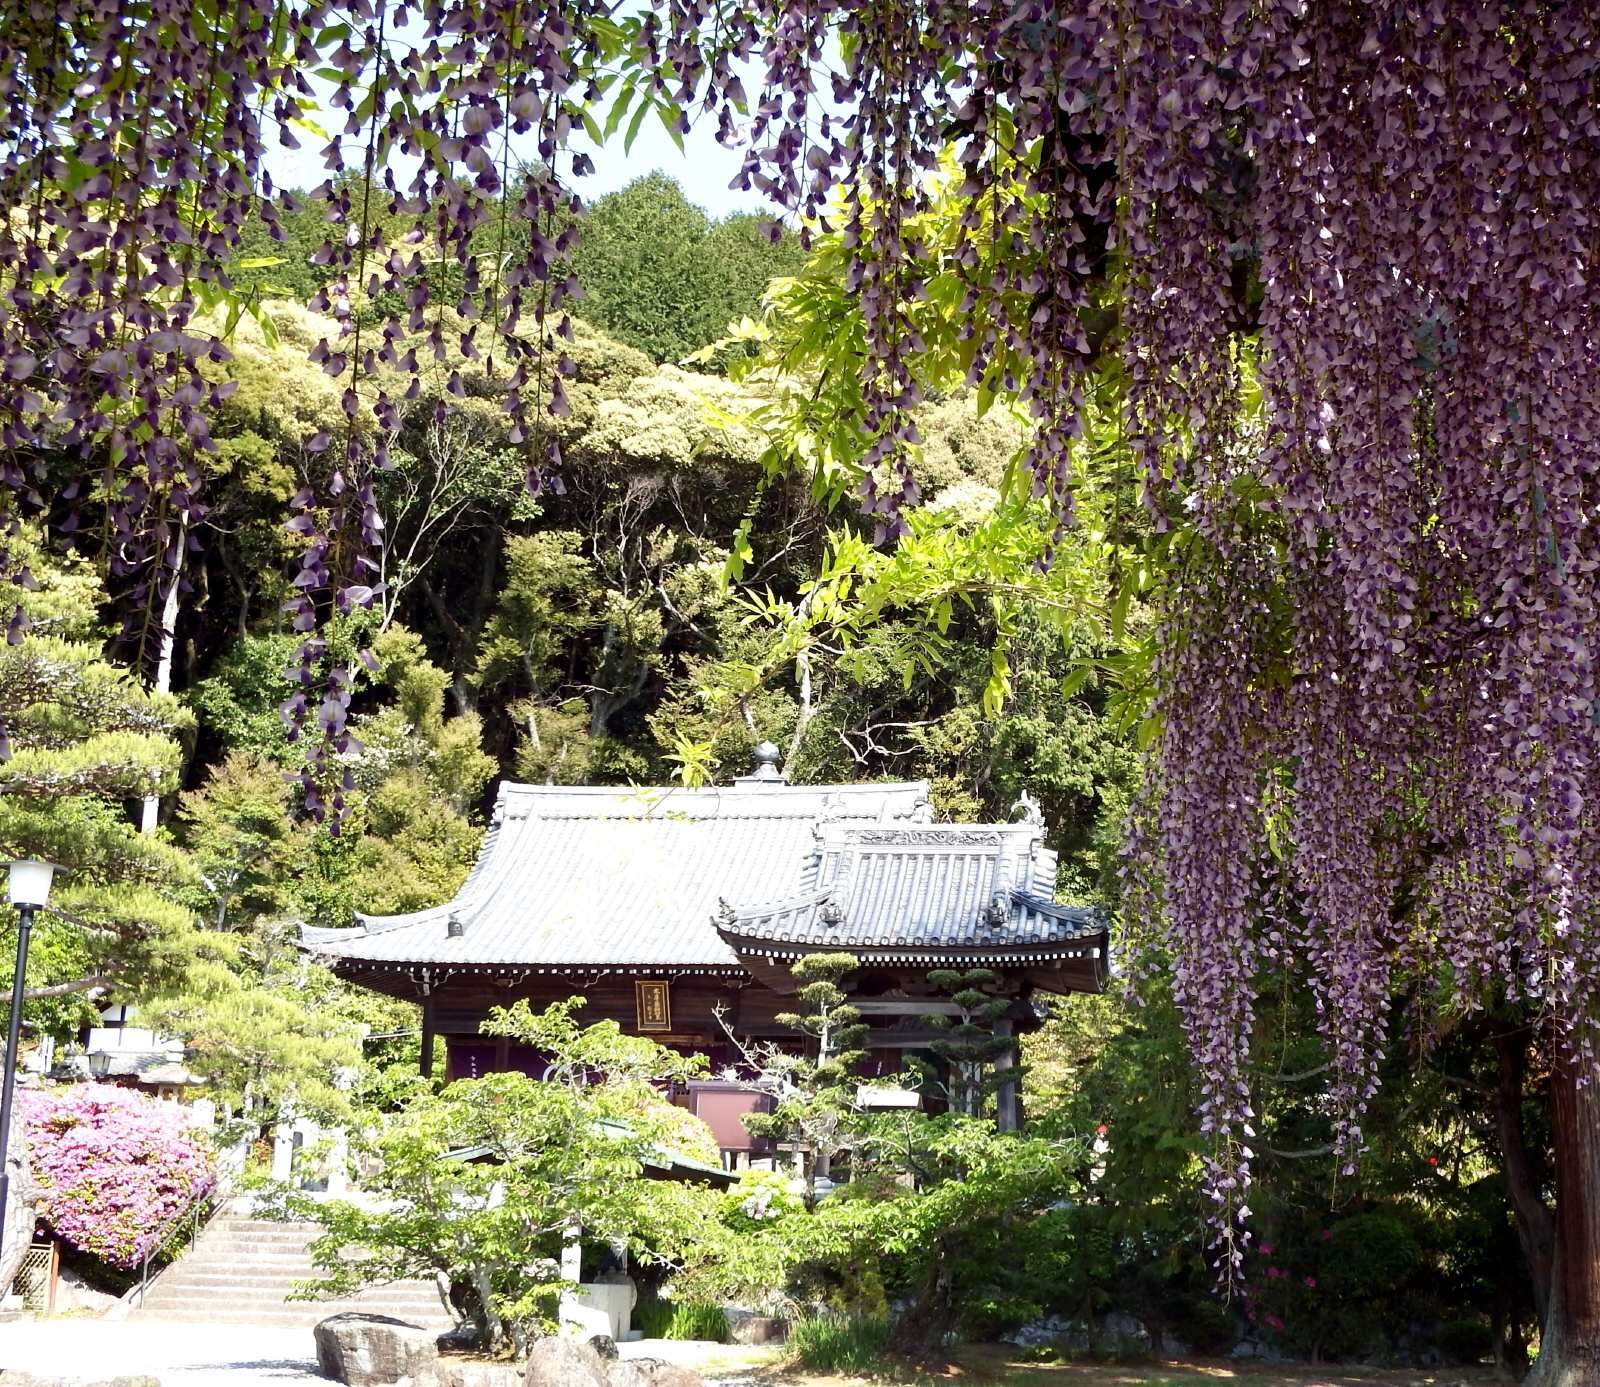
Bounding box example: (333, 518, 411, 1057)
(20, 1084, 215, 1269)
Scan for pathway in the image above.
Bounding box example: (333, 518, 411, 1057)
(0, 1319, 323, 1385)
(0, 1319, 777, 1386)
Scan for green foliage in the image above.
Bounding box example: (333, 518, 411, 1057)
(297, 1000, 714, 1354)
(144, 953, 363, 1130)
(571, 173, 804, 362)
(914, 968, 1016, 1118)
(741, 952, 867, 1197)
(719, 1167, 807, 1233)
(176, 751, 299, 927)
(788, 1313, 893, 1373)
(187, 632, 303, 763)
(0, 530, 214, 1036)
(475, 532, 603, 700)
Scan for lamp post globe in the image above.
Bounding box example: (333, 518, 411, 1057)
(5, 860, 58, 911)
(0, 859, 62, 1264)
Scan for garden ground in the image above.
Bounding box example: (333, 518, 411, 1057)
(0, 1322, 1508, 1387)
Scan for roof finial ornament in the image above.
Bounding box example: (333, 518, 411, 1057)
(1011, 789, 1044, 829)
(982, 892, 1010, 929)
(738, 741, 785, 785)
(714, 897, 737, 929)
(819, 896, 845, 927)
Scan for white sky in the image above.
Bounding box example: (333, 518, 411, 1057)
(261, 79, 774, 221)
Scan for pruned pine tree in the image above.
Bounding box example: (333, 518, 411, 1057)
(0, 528, 215, 1038)
(721, 951, 867, 1198)
(911, 968, 1016, 1119)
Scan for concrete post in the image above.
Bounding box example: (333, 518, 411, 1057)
(270, 1124, 293, 1182)
(326, 1127, 350, 1196)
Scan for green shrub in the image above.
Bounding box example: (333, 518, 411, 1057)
(789, 1313, 892, 1373)
(633, 1295, 674, 1339)
(1438, 1317, 1493, 1366)
(633, 1295, 729, 1342)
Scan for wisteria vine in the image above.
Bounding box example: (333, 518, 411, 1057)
(3, 0, 1600, 1276)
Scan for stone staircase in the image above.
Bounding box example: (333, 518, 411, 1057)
(131, 1216, 455, 1329)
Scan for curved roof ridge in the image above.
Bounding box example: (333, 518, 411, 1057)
(725, 886, 834, 921)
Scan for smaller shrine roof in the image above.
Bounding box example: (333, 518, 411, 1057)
(715, 820, 1107, 972)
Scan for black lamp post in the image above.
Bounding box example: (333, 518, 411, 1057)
(1, 860, 59, 1263)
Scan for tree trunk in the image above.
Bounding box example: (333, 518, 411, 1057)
(1495, 1019, 1556, 1326)
(140, 526, 185, 834)
(889, 1249, 957, 1358)
(1527, 1047, 1600, 1387)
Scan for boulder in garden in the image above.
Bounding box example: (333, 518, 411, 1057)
(315, 1312, 439, 1387)
(607, 1360, 704, 1387)
(523, 1336, 609, 1387)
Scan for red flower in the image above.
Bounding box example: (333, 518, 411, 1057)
(1304, 1276, 1317, 1289)
(1267, 1266, 1281, 1278)
(1260, 1241, 1274, 1255)
(1096, 1124, 1109, 1137)
(1321, 1228, 1333, 1241)
(1427, 1156, 1439, 1167)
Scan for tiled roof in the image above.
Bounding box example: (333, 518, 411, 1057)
(299, 778, 934, 972)
(716, 821, 1105, 963)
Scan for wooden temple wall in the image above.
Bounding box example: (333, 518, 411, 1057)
(425, 974, 951, 1085)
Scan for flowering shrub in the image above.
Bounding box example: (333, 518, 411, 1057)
(720, 1168, 806, 1232)
(20, 1084, 215, 1270)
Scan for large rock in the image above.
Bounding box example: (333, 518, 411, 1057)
(436, 1324, 482, 1355)
(722, 1309, 783, 1345)
(435, 1363, 523, 1387)
(315, 1312, 440, 1387)
(523, 1337, 609, 1387)
(1096, 1311, 1152, 1357)
(1001, 1313, 1090, 1354)
(607, 1361, 704, 1387)
(52, 1263, 120, 1316)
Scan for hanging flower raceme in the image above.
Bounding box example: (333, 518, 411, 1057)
(0, 0, 299, 667)
(1110, 0, 1600, 1284)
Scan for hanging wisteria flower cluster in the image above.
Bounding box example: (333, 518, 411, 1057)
(4, 0, 1599, 1272)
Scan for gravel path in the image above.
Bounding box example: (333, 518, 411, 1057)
(0, 1319, 324, 1385)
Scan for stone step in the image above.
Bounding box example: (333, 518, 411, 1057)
(195, 1231, 320, 1248)
(131, 1213, 451, 1330)
(135, 1306, 455, 1327)
(142, 1290, 447, 1312)
(144, 1279, 444, 1299)
(165, 1253, 329, 1270)
(143, 1282, 442, 1299)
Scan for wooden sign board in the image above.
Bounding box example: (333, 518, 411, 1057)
(634, 979, 671, 1032)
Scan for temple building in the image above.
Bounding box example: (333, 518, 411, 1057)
(301, 745, 1108, 1161)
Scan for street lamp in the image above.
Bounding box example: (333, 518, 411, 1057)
(1, 860, 60, 1263)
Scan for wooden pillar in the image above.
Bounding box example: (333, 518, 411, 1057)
(994, 1018, 1022, 1133)
(419, 995, 436, 1079)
